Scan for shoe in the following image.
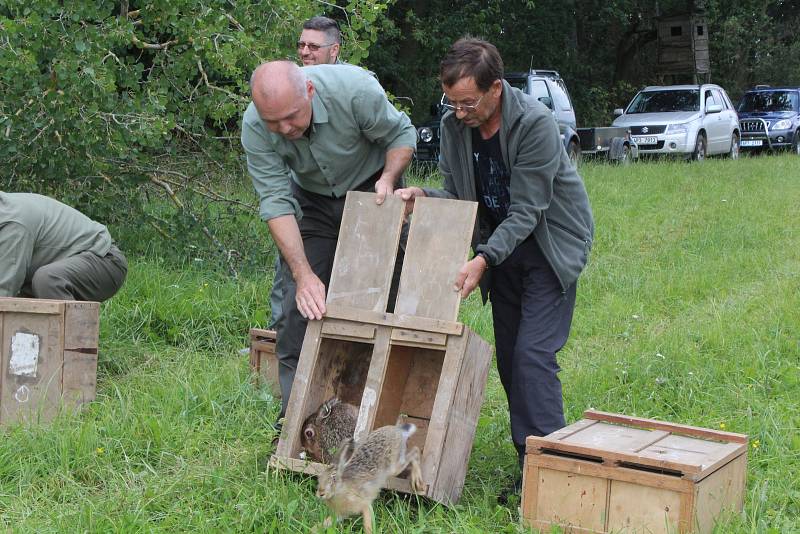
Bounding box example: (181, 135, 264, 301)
(497, 475, 522, 505)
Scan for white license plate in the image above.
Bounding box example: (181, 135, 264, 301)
(632, 136, 658, 145)
(741, 140, 763, 147)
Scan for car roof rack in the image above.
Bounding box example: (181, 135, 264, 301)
(528, 69, 561, 79)
(754, 84, 772, 89)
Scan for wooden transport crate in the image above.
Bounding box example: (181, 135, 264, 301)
(0, 297, 99, 425)
(270, 192, 493, 506)
(522, 410, 748, 533)
(249, 328, 280, 398)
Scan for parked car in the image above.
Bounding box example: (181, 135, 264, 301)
(414, 70, 582, 164)
(612, 84, 740, 160)
(414, 104, 444, 162)
(737, 85, 800, 154)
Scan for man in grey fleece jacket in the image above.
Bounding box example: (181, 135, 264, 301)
(396, 38, 594, 490)
(0, 192, 127, 301)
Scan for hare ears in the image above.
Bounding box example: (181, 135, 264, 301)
(334, 438, 357, 472)
(320, 397, 340, 419)
(399, 422, 417, 440)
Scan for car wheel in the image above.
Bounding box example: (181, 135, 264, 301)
(692, 133, 707, 161)
(728, 133, 740, 159)
(567, 140, 581, 167)
(793, 131, 800, 155)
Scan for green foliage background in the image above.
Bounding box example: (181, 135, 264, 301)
(2, 0, 799, 270)
(0, 0, 390, 272)
(368, 0, 800, 125)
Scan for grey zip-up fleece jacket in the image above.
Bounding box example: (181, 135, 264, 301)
(422, 80, 594, 291)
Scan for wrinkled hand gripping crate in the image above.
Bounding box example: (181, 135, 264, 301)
(0, 297, 99, 425)
(522, 410, 748, 534)
(270, 192, 493, 506)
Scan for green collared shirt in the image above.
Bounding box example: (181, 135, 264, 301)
(241, 64, 416, 221)
(0, 192, 112, 297)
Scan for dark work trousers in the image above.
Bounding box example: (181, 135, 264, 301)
(24, 245, 128, 302)
(488, 236, 577, 467)
(275, 179, 406, 417)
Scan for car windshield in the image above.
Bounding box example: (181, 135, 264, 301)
(737, 91, 799, 112)
(626, 90, 700, 113)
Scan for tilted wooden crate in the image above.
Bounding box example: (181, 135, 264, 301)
(0, 297, 99, 425)
(270, 191, 493, 506)
(522, 410, 748, 534)
(249, 328, 280, 398)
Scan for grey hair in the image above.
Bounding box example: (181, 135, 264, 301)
(302, 16, 341, 45)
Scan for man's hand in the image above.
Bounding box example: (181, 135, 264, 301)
(394, 186, 426, 217)
(454, 255, 488, 299)
(294, 268, 327, 320)
(374, 176, 395, 205)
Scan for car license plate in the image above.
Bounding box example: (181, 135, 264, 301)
(741, 140, 763, 147)
(632, 136, 657, 145)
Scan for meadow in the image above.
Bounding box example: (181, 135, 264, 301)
(1, 154, 798, 533)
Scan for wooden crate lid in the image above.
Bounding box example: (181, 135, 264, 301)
(394, 196, 477, 322)
(326, 191, 406, 313)
(526, 410, 748, 481)
(327, 192, 477, 322)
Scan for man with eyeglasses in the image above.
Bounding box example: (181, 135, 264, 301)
(242, 61, 416, 430)
(396, 38, 594, 500)
(297, 16, 342, 66)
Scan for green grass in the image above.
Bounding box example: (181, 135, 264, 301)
(1, 155, 799, 533)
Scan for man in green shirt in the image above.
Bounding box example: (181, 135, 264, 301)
(241, 61, 415, 418)
(266, 16, 352, 334)
(0, 192, 128, 301)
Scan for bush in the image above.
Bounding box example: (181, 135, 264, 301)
(0, 0, 391, 272)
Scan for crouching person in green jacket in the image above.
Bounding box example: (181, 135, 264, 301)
(395, 38, 594, 498)
(0, 192, 128, 302)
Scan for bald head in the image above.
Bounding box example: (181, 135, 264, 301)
(251, 61, 307, 101)
(250, 61, 314, 140)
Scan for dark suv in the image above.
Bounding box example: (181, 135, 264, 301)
(414, 70, 581, 164)
(737, 86, 800, 154)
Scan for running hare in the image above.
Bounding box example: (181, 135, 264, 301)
(316, 423, 424, 534)
(300, 397, 359, 464)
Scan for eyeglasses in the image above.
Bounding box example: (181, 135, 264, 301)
(441, 92, 485, 113)
(297, 41, 336, 52)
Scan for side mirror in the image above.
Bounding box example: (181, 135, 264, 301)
(613, 108, 624, 117)
(706, 104, 723, 114)
(538, 96, 553, 109)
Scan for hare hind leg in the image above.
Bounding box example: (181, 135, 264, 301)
(404, 446, 424, 493)
(361, 504, 374, 534)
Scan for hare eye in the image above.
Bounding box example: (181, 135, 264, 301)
(304, 428, 314, 439)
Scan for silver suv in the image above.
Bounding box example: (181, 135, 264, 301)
(612, 84, 740, 160)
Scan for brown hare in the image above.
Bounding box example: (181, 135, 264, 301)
(315, 423, 424, 534)
(300, 397, 359, 464)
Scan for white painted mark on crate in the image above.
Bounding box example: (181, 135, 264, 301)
(9, 332, 40, 377)
(355, 387, 377, 437)
(14, 385, 31, 403)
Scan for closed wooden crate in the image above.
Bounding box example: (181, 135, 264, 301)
(249, 328, 280, 398)
(0, 297, 99, 425)
(522, 410, 748, 533)
(270, 192, 493, 506)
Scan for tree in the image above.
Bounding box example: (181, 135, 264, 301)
(0, 0, 390, 272)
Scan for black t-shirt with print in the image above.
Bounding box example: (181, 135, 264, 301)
(471, 128, 510, 231)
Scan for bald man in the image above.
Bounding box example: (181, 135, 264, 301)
(241, 61, 416, 419)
